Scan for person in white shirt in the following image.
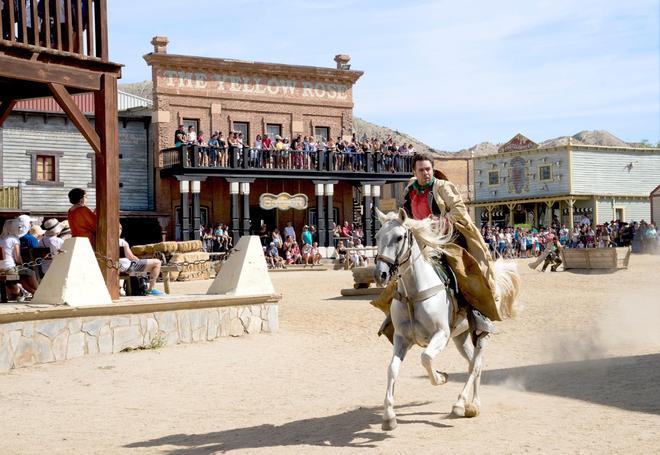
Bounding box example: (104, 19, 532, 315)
(118, 224, 163, 296)
(0, 217, 38, 300)
(283, 221, 296, 243)
(187, 126, 197, 144)
(39, 218, 64, 274)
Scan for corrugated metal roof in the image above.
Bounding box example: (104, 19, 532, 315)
(14, 90, 152, 115)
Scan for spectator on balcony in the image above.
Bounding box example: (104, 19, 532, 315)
(67, 187, 96, 248)
(197, 131, 208, 166)
(186, 125, 197, 144)
(262, 134, 273, 169)
(273, 135, 284, 168)
(308, 135, 318, 168)
(207, 133, 219, 167)
(293, 138, 304, 169)
(174, 124, 187, 147)
(217, 132, 227, 167)
(251, 134, 262, 168)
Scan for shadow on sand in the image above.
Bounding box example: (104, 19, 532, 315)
(124, 402, 450, 454)
(448, 353, 660, 416)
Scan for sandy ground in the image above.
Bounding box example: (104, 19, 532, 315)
(1, 254, 659, 454)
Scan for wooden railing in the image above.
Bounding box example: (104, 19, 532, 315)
(0, 0, 108, 60)
(160, 145, 414, 175)
(0, 186, 20, 209)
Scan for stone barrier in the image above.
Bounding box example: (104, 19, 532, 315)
(0, 301, 278, 372)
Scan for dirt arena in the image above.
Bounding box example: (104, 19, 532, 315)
(1, 254, 659, 454)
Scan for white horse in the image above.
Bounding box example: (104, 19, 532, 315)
(373, 208, 521, 430)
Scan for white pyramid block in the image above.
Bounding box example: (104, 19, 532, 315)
(207, 236, 275, 296)
(32, 237, 113, 307)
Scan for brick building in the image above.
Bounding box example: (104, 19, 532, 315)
(145, 36, 414, 252)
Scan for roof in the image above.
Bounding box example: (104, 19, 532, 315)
(13, 90, 153, 115)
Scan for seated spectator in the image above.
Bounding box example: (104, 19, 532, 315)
(301, 242, 313, 266)
(40, 218, 64, 274)
(289, 241, 302, 264)
(118, 224, 163, 296)
(266, 242, 285, 269)
(0, 217, 38, 301)
(310, 242, 322, 265)
(336, 240, 347, 264)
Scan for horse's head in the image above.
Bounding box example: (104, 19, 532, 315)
(373, 207, 412, 287)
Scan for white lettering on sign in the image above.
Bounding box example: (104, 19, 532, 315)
(259, 193, 309, 211)
(160, 70, 351, 100)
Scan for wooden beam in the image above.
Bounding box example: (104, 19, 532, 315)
(0, 100, 18, 127)
(48, 83, 101, 153)
(94, 73, 120, 300)
(0, 54, 103, 91)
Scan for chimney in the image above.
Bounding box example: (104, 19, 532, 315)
(334, 54, 351, 70)
(151, 36, 169, 54)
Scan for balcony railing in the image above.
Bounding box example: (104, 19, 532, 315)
(0, 186, 21, 209)
(159, 145, 414, 175)
(0, 0, 108, 60)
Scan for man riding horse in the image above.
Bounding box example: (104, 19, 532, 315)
(372, 152, 500, 340)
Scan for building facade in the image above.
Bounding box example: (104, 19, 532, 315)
(470, 134, 660, 228)
(145, 36, 413, 250)
(0, 91, 159, 245)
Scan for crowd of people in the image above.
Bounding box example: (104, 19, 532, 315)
(173, 125, 415, 173)
(481, 218, 659, 260)
(0, 187, 164, 302)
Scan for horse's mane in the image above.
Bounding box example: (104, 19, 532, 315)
(404, 217, 454, 260)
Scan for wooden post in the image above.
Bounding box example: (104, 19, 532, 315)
(507, 203, 515, 227)
(94, 73, 120, 300)
(567, 198, 575, 229)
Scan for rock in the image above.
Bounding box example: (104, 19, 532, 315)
(98, 326, 112, 354)
(144, 317, 158, 344)
(67, 318, 83, 333)
(12, 337, 35, 368)
(247, 315, 261, 334)
(52, 331, 69, 361)
(112, 325, 142, 353)
(177, 311, 192, 343)
(33, 334, 55, 363)
(22, 322, 34, 337)
(155, 312, 177, 333)
(9, 330, 21, 351)
(190, 311, 207, 342)
(110, 316, 130, 328)
(239, 307, 251, 329)
(0, 337, 13, 372)
(85, 334, 99, 355)
(265, 305, 279, 333)
(219, 309, 230, 337)
(66, 332, 85, 359)
(36, 319, 68, 339)
(229, 318, 244, 337)
(207, 310, 219, 341)
(82, 319, 107, 337)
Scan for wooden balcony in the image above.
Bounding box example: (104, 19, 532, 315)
(0, 0, 120, 101)
(159, 145, 414, 182)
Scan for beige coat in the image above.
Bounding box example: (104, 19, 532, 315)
(403, 177, 501, 321)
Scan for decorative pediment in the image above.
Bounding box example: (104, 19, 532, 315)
(499, 133, 538, 153)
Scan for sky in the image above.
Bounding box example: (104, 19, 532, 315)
(108, 0, 659, 151)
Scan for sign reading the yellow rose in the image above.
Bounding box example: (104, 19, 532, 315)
(259, 193, 309, 210)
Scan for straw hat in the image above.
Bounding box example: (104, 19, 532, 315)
(29, 225, 45, 237)
(42, 218, 63, 236)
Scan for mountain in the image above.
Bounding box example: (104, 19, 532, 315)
(118, 82, 646, 154)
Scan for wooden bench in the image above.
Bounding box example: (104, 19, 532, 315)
(0, 248, 21, 303)
(120, 270, 151, 296)
(561, 246, 632, 270)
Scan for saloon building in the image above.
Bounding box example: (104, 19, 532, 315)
(470, 134, 660, 228)
(146, 36, 413, 250)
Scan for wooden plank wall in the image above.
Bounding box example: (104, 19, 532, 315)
(0, 113, 151, 212)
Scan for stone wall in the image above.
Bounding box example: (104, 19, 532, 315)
(0, 303, 278, 372)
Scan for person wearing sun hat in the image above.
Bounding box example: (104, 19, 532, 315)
(40, 218, 65, 274)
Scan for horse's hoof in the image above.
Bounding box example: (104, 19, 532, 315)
(452, 405, 465, 417)
(435, 370, 448, 385)
(464, 403, 480, 418)
(382, 418, 398, 431)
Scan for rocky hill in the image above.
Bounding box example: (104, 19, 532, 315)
(118, 81, 646, 155)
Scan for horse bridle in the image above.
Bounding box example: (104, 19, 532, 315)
(375, 228, 414, 276)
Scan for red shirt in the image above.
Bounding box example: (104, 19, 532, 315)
(68, 205, 97, 247)
(410, 187, 433, 220)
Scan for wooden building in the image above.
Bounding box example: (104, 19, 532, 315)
(145, 36, 414, 252)
(651, 185, 660, 226)
(470, 134, 660, 228)
(0, 0, 122, 297)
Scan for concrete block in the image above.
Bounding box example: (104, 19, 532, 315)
(32, 237, 112, 307)
(207, 236, 275, 296)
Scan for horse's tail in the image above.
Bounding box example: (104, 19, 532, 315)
(494, 259, 522, 319)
